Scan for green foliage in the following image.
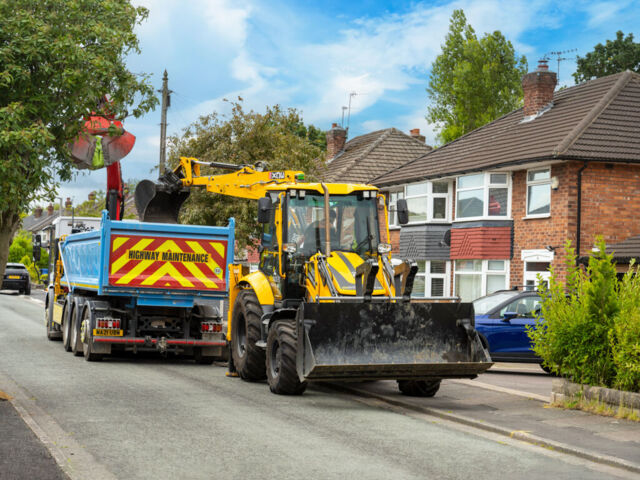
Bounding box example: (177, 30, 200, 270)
(426, 9, 527, 145)
(0, 0, 157, 277)
(530, 237, 640, 392)
(573, 31, 640, 83)
(611, 264, 640, 392)
(74, 191, 106, 217)
(9, 230, 48, 269)
(167, 100, 325, 249)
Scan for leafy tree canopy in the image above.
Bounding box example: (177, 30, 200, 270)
(167, 100, 325, 249)
(426, 9, 527, 145)
(573, 31, 640, 83)
(0, 0, 157, 278)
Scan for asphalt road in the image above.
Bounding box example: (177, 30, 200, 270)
(0, 292, 634, 480)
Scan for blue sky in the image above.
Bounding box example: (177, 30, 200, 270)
(58, 0, 640, 205)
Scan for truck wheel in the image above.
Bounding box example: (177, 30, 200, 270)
(62, 301, 72, 352)
(397, 380, 441, 397)
(193, 348, 215, 365)
(45, 297, 61, 341)
(266, 319, 307, 395)
(81, 306, 103, 362)
(231, 290, 266, 381)
(71, 299, 84, 356)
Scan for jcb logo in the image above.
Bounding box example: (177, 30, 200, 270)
(269, 172, 285, 180)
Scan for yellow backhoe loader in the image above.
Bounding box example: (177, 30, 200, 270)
(135, 157, 492, 395)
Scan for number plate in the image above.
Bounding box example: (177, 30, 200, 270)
(8, 275, 20, 279)
(93, 329, 123, 337)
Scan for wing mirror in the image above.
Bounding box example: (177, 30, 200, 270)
(257, 196, 271, 223)
(502, 311, 517, 322)
(396, 199, 409, 225)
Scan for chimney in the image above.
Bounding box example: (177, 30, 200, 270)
(34, 207, 43, 218)
(47, 204, 54, 216)
(522, 59, 557, 117)
(65, 197, 72, 215)
(409, 128, 426, 143)
(88, 191, 96, 202)
(325, 123, 347, 161)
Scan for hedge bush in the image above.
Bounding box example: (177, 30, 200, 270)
(529, 237, 640, 392)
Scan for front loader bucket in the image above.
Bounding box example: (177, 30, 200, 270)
(135, 179, 190, 223)
(296, 302, 492, 382)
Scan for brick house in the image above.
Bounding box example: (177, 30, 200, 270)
(374, 62, 640, 302)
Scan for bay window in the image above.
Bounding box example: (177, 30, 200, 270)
(454, 259, 509, 302)
(404, 181, 451, 223)
(411, 260, 450, 298)
(456, 173, 510, 220)
(388, 190, 404, 227)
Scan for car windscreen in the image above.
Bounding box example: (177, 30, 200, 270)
(473, 291, 520, 315)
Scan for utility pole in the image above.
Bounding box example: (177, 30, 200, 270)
(158, 70, 172, 175)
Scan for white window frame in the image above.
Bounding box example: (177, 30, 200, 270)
(411, 260, 451, 298)
(387, 190, 404, 228)
(455, 172, 511, 221)
(521, 249, 553, 290)
(402, 180, 452, 225)
(525, 167, 551, 218)
(453, 259, 510, 301)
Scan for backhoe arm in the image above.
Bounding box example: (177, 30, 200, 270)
(135, 156, 304, 223)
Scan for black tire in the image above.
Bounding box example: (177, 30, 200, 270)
(231, 290, 266, 381)
(45, 296, 62, 341)
(71, 300, 84, 356)
(194, 348, 215, 365)
(81, 306, 103, 362)
(266, 319, 307, 395)
(24, 282, 30, 296)
(62, 301, 72, 352)
(398, 380, 441, 397)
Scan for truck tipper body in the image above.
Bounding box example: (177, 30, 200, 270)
(45, 211, 234, 362)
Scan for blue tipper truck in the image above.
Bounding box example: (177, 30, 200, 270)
(44, 211, 235, 362)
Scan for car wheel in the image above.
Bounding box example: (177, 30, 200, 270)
(24, 282, 30, 296)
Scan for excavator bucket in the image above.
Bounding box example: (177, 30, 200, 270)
(135, 179, 190, 223)
(296, 302, 492, 382)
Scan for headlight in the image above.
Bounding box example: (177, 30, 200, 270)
(378, 243, 392, 254)
(282, 243, 297, 254)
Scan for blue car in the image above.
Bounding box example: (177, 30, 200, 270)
(473, 289, 549, 371)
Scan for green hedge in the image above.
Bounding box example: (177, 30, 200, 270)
(529, 237, 640, 393)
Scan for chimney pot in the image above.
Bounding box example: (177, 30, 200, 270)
(34, 207, 43, 218)
(47, 204, 54, 216)
(409, 128, 426, 144)
(325, 124, 347, 162)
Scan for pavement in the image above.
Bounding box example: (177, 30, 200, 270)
(2, 290, 639, 479)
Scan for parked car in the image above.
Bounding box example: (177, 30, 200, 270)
(473, 289, 550, 372)
(2, 263, 31, 295)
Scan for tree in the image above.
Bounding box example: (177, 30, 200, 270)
(167, 100, 325, 249)
(426, 9, 527, 145)
(0, 0, 157, 280)
(573, 31, 640, 83)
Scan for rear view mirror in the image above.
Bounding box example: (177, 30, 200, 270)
(257, 196, 271, 224)
(397, 199, 409, 225)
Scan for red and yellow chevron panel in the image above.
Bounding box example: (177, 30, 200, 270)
(108, 235, 227, 291)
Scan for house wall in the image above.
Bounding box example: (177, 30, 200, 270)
(511, 162, 577, 286)
(580, 162, 640, 252)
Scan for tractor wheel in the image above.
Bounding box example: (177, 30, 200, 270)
(81, 306, 103, 362)
(266, 319, 307, 395)
(231, 290, 266, 381)
(62, 301, 72, 352)
(71, 300, 84, 356)
(397, 380, 441, 397)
